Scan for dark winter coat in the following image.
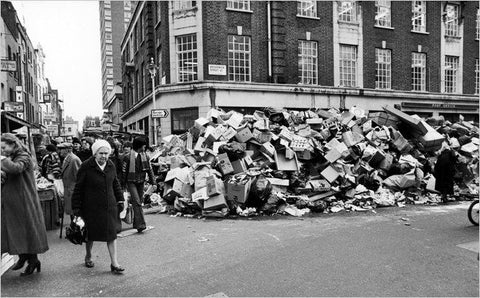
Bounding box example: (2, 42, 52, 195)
(71, 157, 124, 242)
(1, 151, 49, 255)
(434, 149, 457, 195)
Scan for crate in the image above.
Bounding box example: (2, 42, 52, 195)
(38, 189, 57, 231)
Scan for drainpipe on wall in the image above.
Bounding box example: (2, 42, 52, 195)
(267, 1, 272, 82)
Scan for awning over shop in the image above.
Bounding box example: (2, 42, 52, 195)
(1, 110, 31, 133)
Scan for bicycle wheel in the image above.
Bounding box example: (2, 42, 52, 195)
(467, 200, 479, 226)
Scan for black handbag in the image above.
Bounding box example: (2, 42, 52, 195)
(65, 220, 87, 245)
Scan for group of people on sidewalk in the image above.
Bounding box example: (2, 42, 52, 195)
(1, 133, 156, 276)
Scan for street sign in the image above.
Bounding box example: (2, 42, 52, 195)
(208, 64, 227, 76)
(151, 109, 169, 118)
(3, 102, 24, 113)
(1, 60, 17, 72)
(47, 125, 58, 135)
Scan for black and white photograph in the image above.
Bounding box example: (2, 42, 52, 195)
(0, 0, 479, 296)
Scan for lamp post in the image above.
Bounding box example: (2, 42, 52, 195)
(147, 57, 159, 146)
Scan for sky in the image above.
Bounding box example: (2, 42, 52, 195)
(14, 0, 103, 124)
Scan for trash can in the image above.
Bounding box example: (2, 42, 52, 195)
(38, 188, 57, 230)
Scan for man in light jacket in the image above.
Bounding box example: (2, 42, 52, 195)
(58, 142, 82, 221)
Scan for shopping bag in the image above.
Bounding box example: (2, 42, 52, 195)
(120, 191, 133, 224)
(53, 179, 64, 197)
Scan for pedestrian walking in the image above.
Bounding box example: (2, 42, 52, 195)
(76, 138, 93, 162)
(40, 144, 62, 181)
(71, 140, 125, 273)
(121, 137, 155, 233)
(72, 137, 81, 155)
(1, 133, 49, 276)
(434, 147, 458, 203)
(106, 138, 124, 234)
(122, 141, 132, 156)
(57, 142, 82, 221)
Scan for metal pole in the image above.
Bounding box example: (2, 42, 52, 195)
(151, 70, 157, 146)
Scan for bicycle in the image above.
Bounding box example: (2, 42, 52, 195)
(467, 199, 479, 226)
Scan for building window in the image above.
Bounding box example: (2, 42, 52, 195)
(106, 44, 113, 52)
(475, 59, 479, 95)
(68, 127, 72, 133)
(375, 48, 391, 89)
(375, 0, 391, 27)
(444, 56, 459, 93)
(228, 35, 251, 82)
(227, 0, 251, 11)
(412, 1, 426, 32)
(176, 34, 198, 82)
(133, 26, 137, 52)
(339, 44, 357, 87)
(444, 4, 459, 37)
(90, 120, 96, 126)
(476, 8, 480, 40)
(129, 36, 134, 60)
(139, 11, 144, 42)
(172, 1, 196, 11)
(338, 1, 356, 23)
(297, 0, 317, 18)
(171, 108, 198, 135)
(298, 40, 318, 85)
(105, 21, 112, 29)
(156, 1, 161, 23)
(105, 9, 111, 17)
(105, 33, 112, 41)
(412, 52, 426, 92)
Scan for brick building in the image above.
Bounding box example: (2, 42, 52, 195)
(120, 1, 479, 144)
(99, 0, 132, 127)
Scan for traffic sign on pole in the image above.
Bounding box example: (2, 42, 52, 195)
(151, 109, 169, 118)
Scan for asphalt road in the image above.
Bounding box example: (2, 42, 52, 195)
(1, 202, 478, 297)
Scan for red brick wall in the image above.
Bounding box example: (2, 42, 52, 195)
(361, 1, 442, 92)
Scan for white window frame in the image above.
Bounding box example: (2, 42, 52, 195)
(412, 52, 426, 92)
(412, 1, 426, 32)
(339, 44, 357, 87)
(444, 4, 460, 37)
(444, 56, 459, 93)
(172, 1, 196, 11)
(298, 40, 318, 85)
(176, 34, 198, 83)
(338, 1, 356, 23)
(375, 48, 391, 89)
(375, 0, 391, 28)
(297, 0, 318, 18)
(476, 8, 480, 40)
(475, 59, 479, 95)
(227, 0, 251, 12)
(228, 35, 251, 82)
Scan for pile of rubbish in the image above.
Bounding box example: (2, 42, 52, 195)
(145, 105, 479, 218)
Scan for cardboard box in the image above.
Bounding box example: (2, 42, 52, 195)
(191, 187, 208, 209)
(308, 179, 331, 192)
(204, 193, 228, 210)
(296, 149, 313, 160)
(383, 106, 428, 134)
(368, 150, 386, 167)
(253, 129, 272, 143)
(221, 127, 237, 141)
(195, 117, 210, 130)
(325, 147, 342, 163)
(320, 166, 340, 184)
(279, 127, 294, 142)
(260, 142, 276, 157)
(226, 178, 252, 203)
(378, 153, 394, 171)
(341, 111, 355, 126)
(213, 141, 228, 154)
(306, 118, 323, 125)
(194, 167, 212, 191)
(217, 153, 234, 175)
(165, 167, 190, 183)
(172, 179, 193, 198)
(206, 175, 225, 196)
(244, 155, 254, 167)
(231, 158, 247, 174)
(226, 112, 244, 129)
(235, 127, 253, 143)
(342, 131, 365, 147)
(275, 151, 300, 171)
(461, 142, 478, 156)
(266, 178, 289, 193)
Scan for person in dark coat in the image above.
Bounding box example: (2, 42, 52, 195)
(434, 148, 457, 203)
(72, 140, 125, 274)
(121, 137, 155, 233)
(106, 138, 123, 233)
(1, 133, 49, 276)
(75, 138, 93, 162)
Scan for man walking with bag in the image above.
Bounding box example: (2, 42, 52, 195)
(121, 137, 155, 233)
(58, 142, 82, 222)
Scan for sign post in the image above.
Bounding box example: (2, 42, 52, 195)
(151, 109, 169, 118)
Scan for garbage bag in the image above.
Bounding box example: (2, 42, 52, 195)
(245, 175, 272, 208)
(383, 170, 416, 190)
(374, 188, 396, 207)
(307, 200, 328, 213)
(261, 193, 283, 214)
(218, 141, 246, 161)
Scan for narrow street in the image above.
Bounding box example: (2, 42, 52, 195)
(2, 202, 478, 297)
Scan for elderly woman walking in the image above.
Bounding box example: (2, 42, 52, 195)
(1, 133, 49, 276)
(72, 139, 125, 273)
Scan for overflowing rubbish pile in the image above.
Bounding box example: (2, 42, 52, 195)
(146, 105, 479, 218)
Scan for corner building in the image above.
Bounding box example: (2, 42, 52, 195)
(121, 1, 479, 144)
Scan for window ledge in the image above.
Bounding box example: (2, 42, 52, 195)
(338, 20, 359, 26)
(374, 25, 395, 30)
(445, 35, 462, 40)
(226, 8, 253, 13)
(410, 90, 429, 93)
(296, 15, 320, 20)
(375, 88, 393, 91)
(411, 30, 429, 35)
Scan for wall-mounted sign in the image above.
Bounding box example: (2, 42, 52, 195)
(3, 102, 24, 113)
(47, 125, 58, 135)
(43, 114, 56, 121)
(401, 102, 479, 111)
(15, 86, 23, 102)
(43, 94, 52, 103)
(1, 60, 17, 72)
(208, 64, 227, 76)
(151, 109, 169, 118)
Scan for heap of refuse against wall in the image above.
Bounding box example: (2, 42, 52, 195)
(145, 105, 479, 218)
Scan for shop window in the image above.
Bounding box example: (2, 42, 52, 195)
(171, 108, 198, 135)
